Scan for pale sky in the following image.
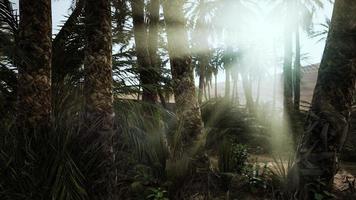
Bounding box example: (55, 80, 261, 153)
(10, 0, 334, 69)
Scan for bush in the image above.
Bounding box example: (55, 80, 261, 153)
(218, 139, 248, 174)
(201, 99, 270, 153)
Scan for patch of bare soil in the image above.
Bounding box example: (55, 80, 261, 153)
(333, 162, 356, 199)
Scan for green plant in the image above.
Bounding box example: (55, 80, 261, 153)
(146, 187, 169, 200)
(218, 140, 248, 174)
(265, 154, 296, 199)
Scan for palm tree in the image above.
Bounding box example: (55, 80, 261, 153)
(83, 0, 114, 198)
(187, 0, 214, 104)
(292, 0, 330, 111)
(131, 0, 158, 103)
(162, 0, 203, 156)
(223, 47, 234, 99)
(147, 0, 160, 102)
(16, 0, 52, 131)
(271, 0, 327, 114)
(291, 1, 356, 197)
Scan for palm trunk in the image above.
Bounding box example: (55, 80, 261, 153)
(198, 63, 205, 104)
(148, 0, 160, 103)
(293, 27, 301, 111)
(215, 73, 218, 98)
(162, 0, 203, 156)
(225, 68, 231, 99)
(255, 76, 261, 106)
(242, 75, 254, 113)
(207, 80, 211, 100)
(232, 75, 239, 104)
(203, 80, 208, 101)
(131, 0, 157, 103)
(16, 0, 52, 132)
(292, 0, 356, 197)
(84, 0, 114, 198)
(283, 23, 294, 118)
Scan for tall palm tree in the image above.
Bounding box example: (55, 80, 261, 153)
(271, 0, 327, 114)
(131, 0, 158, 103)
(187, 0, 213, 104)
(84, 0, 114, 198)
(16, 0, 52, 131)
(147, 0, 160, 102)
(162, 0, 203, 156)
(292, 0, 330, 111)
(291, 0, 356, 197)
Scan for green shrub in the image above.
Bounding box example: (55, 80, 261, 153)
(218, 140, 248, 174)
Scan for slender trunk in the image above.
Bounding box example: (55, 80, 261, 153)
(283, 22, 294, 117)
(255, 76, 261, 106)
(84, 0, 114, 198)
(215, 73, 218, 98)
(17, 0, 52, 132)
(131, 0, 157, 103)
(207, 80, 211, 100)
(198, 63, 205, 104)
(162, 0, 203, 156)
(148, 0, 160, 102)
(293, 27, 301, 111)
(232, 75, 238, 103)
(203, 79, 208, 101)
(242, 75, 254, 113)
(158, 89, 167, 108)
(292, 0, 356, 197)
(225, 68, 230, 99)
(272, 41, 278, 110)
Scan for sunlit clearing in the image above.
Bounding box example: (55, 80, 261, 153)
(189, 0, 297, 155)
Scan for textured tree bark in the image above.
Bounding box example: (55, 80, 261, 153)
(162, 0, 203, 156)
(294, 28, 301, 111)
(292, 0, 356, 197)
(16, 0, 52, 132)
(84, 0, 114, 199)
(131, 0, 157, 103)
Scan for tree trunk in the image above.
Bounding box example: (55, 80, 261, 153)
(16, 0, 52, 132)
(147, 0, 160, 103)
(84, 0, 114, 198)
(131, 0, 157, 103)
(294, 27, 301, 111)
(203, 79, 208, 101)
(292, 0, 356, 197)
(255, 76, 261, 106)
(225, 68, 231, 99)
(242, 75, 254, 113)
(198, 61, 205, 104)
(162, 0, 203, 156)
(283, 22, 294, 117)
(215, 73, 218, 98)
(207, 80, 211, 100)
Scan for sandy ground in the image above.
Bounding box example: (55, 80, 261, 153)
(249, 154, 356, 193)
